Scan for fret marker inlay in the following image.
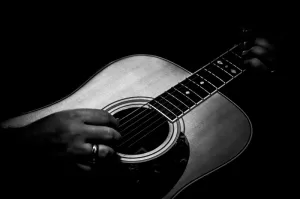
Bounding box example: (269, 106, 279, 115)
(231, 69, 236, 74)
(149, 43, 245, 122)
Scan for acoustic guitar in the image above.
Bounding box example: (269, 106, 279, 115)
(1, 42, 251, 198)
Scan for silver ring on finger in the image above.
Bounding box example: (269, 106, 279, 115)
(91, 144, 98, 164)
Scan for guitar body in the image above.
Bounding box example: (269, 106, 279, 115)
(2, 55, 252, 198)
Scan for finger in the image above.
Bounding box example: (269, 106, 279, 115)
(243, 44, 276, 70)
(65, 141, 92, 166)
(255, 38, 275, 51)
(97, 144, 115, 158)
(69, 142, 103, 163)
(76, 144, 115, 161)
(241, 37, 274, 54)
(75, 109, 119, 129)
(242, 45, 274, 64)
(76, 144, 117, 172)
(244, 58, 268, 71)
(83, 125, 121, 145)
(68, 141, 91, 158)
(243, 45, 268, 59)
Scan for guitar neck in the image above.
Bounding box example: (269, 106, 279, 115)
(148, 43, 246, 122)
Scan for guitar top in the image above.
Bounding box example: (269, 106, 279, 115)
(2, 43, 252, 199)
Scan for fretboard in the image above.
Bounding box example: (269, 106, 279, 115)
(148, 43, 245, 122)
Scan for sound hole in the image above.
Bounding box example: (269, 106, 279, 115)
(113, 107, 170, 155)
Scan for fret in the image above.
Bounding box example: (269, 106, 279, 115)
(231, 44, 244, 57)
(180, 79, 210, 99)
(222, 52, 245, 71)
(168, 88, 195, 107)
(197, 69, 224, 88)
(148, 100, 177, 120)
(214, 63, 234, 77)
(175, 83, 203, 103)
(116, 43, 248, 128)
(160, 92, 189, 112)
(206, 64, 232, 82)
(213, 59, 241, 77)
(205, 69, 225, 83)
(188, 75, 216, 93)
(155, 96, 183, 116)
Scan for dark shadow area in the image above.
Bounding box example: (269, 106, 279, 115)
(1, 12, 294, 198)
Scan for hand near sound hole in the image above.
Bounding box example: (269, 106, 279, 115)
(19, 109, 121, 174)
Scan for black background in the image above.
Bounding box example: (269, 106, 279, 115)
(1, 6, 294, 197)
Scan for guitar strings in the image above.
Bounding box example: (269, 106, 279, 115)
(117, 72, 232, 148)
(119, 87, 189, 135)
(116, 67, 213, 147)
(117, 46, 242, 130)
(117, 103, 149, 126)
(122, 116, 169, 149)
(116, 89, 191, 148)
(116, 62, 224, 148)
(117, 111, 166, 148)
(116, 44, 244, 148)
(116, 44, 240, 128)
(119, 107, 159, 139)
(117, 110, 171, 149)
(117, 78, 194, 131)
(123, 45, 246, 148)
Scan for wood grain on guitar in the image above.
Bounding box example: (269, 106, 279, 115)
(2, 45, 252, 198)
